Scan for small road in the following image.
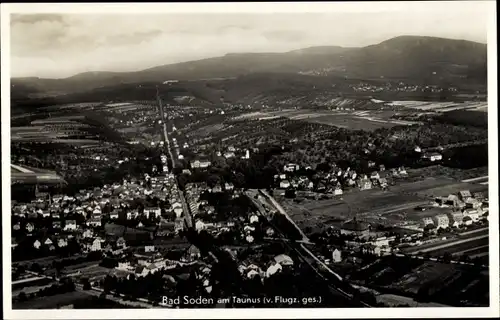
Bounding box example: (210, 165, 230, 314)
(253, 190, 372, 307)
(259, 189, 310, 242)
(422, 139, 487, 153)
(409, 234, 489, 254)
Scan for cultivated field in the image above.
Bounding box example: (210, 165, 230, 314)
(232, 109, 418, 131)
(387, 101, 487, 113)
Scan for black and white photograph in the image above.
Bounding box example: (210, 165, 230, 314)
(1, 1, 498, 318)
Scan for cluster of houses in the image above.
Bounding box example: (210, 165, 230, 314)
(350, 82, 450, 94)
(237, 253, 295, 281)
(419, 190, 489, 230)
(184, 182, 274, 243)
(274, 163, 409, 195)
(11, 167, 193, 256)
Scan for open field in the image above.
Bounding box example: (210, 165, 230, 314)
(13, 291, 90, 309)
(350, 257, 489, 307)
(232, 109, 418, 131)
(387, 100, 487, 113)
(279, 176, 488, 230)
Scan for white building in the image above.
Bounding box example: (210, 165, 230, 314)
(91, 238, 102, 252)
(64, 220, 77, 231)
(280, 180, 291, 189)
(144, 207, 161, 219)
(332, 249, 342, 263)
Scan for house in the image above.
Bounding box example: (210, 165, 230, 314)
(110, 211, 119, 220)
(43, 238, 53, 246)
(26, 223, 35, 233)
(448, 212, 464, 228)
(333, 187, 343, 196)
(174, 207, 183, 218)
(33, 240, 41, 249)
(265, 263, 282, 278)
(195, 220, 205, 231)
(422, 217, 434, 228)
(445, 195, 461, 207)
(134, 266, 150, 277)
(223, 152, 235, 159)
(174, 218, 184, 233)
(379, 164, 386, 172)
(190, 159, 211, 169)
(434, 214, 450, 229)
(316, 182, 326, 193)
(172, 201, 182, 209)
(82, 229, 94, 238)
(249, 214, 259, 224)
(368, 161, 376, 168)
(266, 228, 275, 237)
(465, 198, 481, 209)
(378, 178, 388, 188)
(422, 152, 442, 162)
(212, 184, 223, 193)
(463, 216, 473, 226)
(116, 237, 127, 248)
(64, 220, 77, 231)
(370, 171, 380, 180)
(187, 245, 201, 259)
(283, 163, 299, 172)
(280, 180, 291, 189)
(88, 217, 102, 227)
(332, 248, 342, 263)
(127, 210, 139, 220)
(91, 238, 102, 251)
(459, 190, 472, 201)
(58, 238, 68, 247)
(224, 182, 234, 191)
(274, 254, 294, 266)
(358, 178, 372, 191)
(398, 167, 408, 176)
(144, 207, 161, 219)
(362, 244, 382, 256)
(145, 245, 155, 253)
(463, 209, 481, 222)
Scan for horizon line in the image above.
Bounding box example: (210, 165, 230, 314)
(11, 34, 487, 80)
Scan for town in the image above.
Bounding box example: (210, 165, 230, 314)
(11, 91, 489, 309)
(7, 9, 493, 312)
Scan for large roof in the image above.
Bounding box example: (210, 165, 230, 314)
(274, 254, 294, 266)
(341, 219, 370, 231)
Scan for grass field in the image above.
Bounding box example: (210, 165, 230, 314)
(278, 176, 488, 230)
(13, 291, 90, 309)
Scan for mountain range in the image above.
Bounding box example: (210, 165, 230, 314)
(11, 36, 487, 108)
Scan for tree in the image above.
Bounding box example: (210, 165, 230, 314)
(442, 252, 452, 263)
(82, 278, 91, 290)
(18, 291, 27, 302)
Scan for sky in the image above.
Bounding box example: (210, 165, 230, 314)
(9, 2, 490, 78)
